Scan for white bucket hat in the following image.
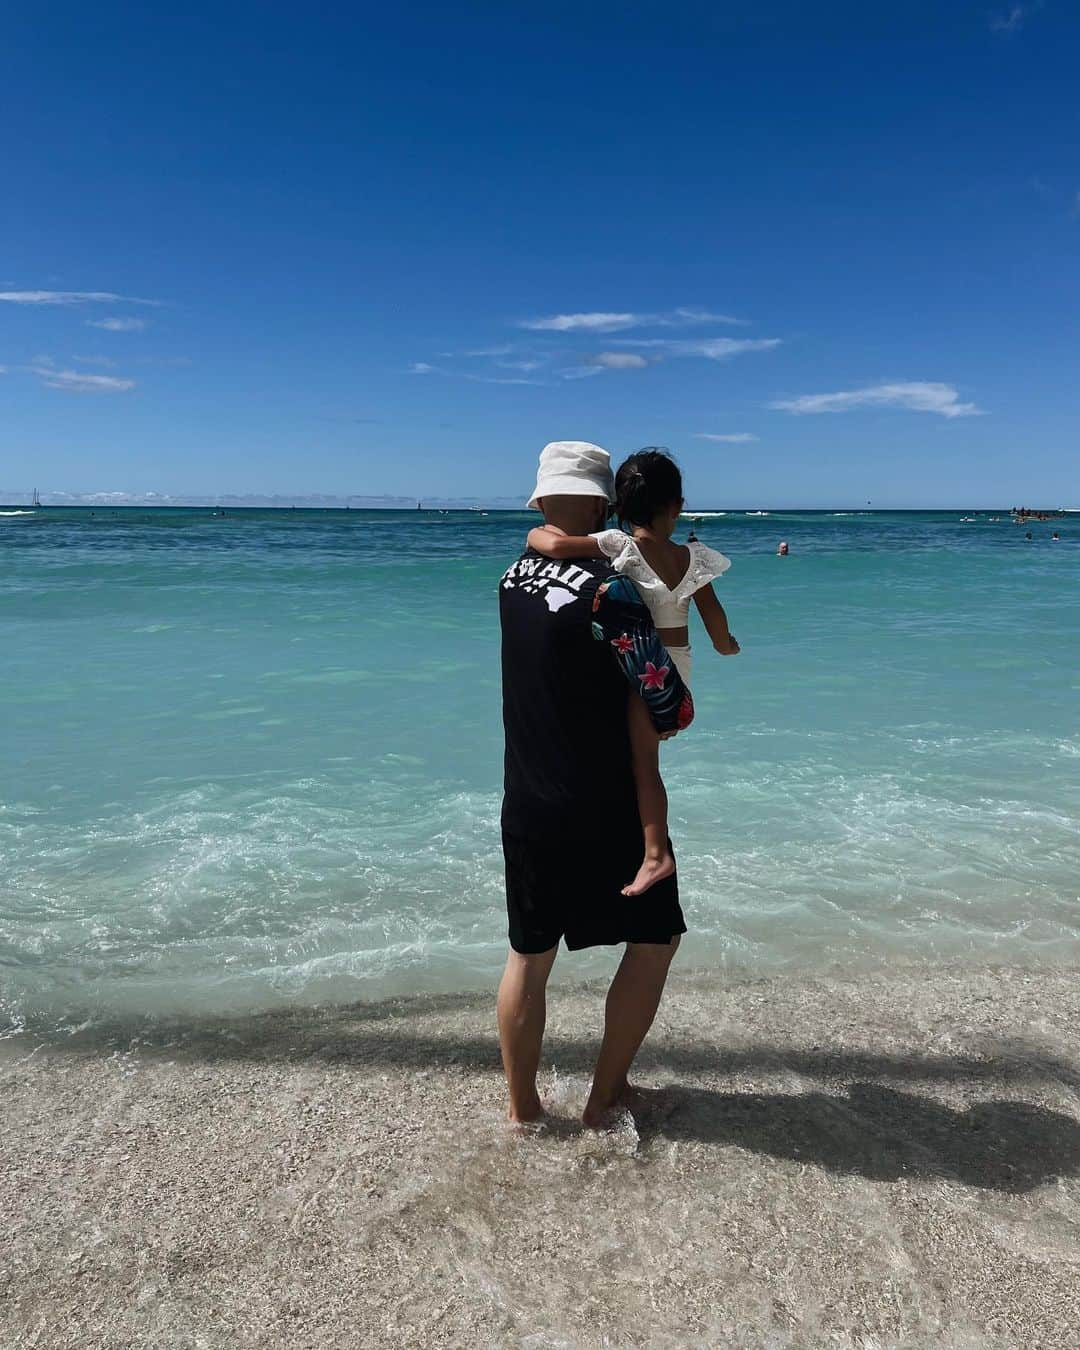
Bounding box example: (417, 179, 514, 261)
(527, 440, 616, 511)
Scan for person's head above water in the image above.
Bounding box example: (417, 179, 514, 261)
(528, 441, 615, 533)
(615, 449, 684, 531)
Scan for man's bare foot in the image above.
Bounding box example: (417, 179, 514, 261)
(583, 1081, 672, 1128)
(581, 1100, 617, 1129)
(508, 1092, 545, 1126)
(582, 1078, 632, 1128)
(621, 852, 675, 897)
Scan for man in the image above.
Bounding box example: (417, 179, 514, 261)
(497, 441, 694, 1127)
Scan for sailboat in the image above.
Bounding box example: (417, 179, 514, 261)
(32, 488, 41, 508)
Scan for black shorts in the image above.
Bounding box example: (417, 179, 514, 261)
(502, 828, 686, 954)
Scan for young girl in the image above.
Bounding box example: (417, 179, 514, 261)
(527, 449, 739, 896)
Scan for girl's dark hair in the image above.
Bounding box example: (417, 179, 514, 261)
(614, 449, 683, 527)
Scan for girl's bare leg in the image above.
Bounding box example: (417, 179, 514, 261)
(622, 692, 675, 896)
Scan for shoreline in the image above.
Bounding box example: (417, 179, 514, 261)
(4, 963, 1080, 1347)
(9, 947, 1080, 1041)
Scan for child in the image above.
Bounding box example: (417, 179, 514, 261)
(527, 449, 739, 896)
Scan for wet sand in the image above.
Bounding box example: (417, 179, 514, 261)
(3, 964, 1080, 1348)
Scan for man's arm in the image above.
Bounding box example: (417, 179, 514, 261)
(527, 526, 605, 560)
(592, 576, 695, 736)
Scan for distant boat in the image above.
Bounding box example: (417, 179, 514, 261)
(32, 488, 41, 508)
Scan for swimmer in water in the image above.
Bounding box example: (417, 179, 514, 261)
(777, 540, 789, 556)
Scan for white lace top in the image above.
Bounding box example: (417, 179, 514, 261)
(591, 530, 731, 628)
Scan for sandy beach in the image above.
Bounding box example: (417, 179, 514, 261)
(3, 963, 1080, 1348)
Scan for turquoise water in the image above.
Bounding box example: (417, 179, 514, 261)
(2, 506, 1078, 1031)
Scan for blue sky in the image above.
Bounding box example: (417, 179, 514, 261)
(2, 1, 1078, 507)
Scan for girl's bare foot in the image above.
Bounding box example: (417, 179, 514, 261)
(621, 851, 675, 897)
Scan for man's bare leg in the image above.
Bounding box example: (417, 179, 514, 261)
(497, 945, 559, 1123)
(583, 936, 680, 1127)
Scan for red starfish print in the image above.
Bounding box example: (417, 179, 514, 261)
(638, 661, 669, 691)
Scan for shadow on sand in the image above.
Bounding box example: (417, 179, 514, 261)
(10, 996, 1080, 1195)
(637, 1082, 1080, 1194)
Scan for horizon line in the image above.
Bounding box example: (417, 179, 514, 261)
(3, 497, 1074, 514)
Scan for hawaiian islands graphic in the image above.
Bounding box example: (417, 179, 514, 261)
(544, 587, 579, 613)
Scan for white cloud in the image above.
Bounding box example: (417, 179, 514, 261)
(618, 337, 782, 360)
(0, 290, 157, 306)
(770, 381, 982, 418)
(695, 432, 758, 443)
(27, 364, 135, 393)
(434, 346, 551, 373)
(991, 3, 1038, 32)
(410, 359, 541, 385)
(463, 372, 543, 385)
(71, 354, 117, 367)
(519, 307, 745, 333)
(558, 366, 606, 380)
(991, 5, 1022, 30)
(413, 327, 774, 384)
(585, 352, 649, 370)
(521, 311, 639, 332)
(86, 317, 147, 331)
(653, 307, 747, 327)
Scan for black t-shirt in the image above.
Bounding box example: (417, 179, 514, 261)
(499, 550, 637, 838)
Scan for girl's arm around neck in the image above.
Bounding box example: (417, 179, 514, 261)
(693, 583, 740, 655)
(526, 526, 605, 560)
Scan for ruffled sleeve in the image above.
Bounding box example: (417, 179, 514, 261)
(677, 541, 731, 597)
(590, 528, 631, 561)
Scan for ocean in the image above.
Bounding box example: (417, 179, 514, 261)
(2, 505, 1078, 1034)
